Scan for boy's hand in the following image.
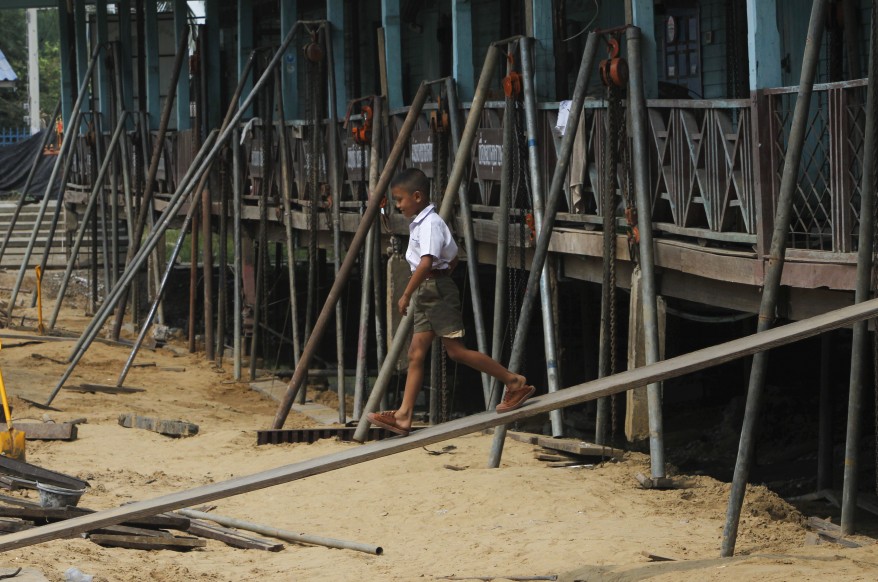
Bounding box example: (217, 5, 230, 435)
(398, 293, 410, 315)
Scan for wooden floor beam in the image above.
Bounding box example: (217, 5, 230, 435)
(1, 297, 877, 552)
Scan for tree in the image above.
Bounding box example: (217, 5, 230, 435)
(0, 8, 61, 130)
(0, 9, 28, 128)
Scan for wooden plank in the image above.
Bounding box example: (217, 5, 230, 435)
(3, 296, 878, 551)
(66, 384, 145, 395)
(0, 519, 32, 533)
(15, 423, 77, 441)
(117, 414, 199, 437)
(186, 520, 284, 551)
(88, 534, 205, 551)
(0, 507, 189, 530)
(0, 457, 89, 490)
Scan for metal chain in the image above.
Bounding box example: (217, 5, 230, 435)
(600, 76, 624, 438)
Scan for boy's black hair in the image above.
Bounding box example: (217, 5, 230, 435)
(390, 167, 430, 199)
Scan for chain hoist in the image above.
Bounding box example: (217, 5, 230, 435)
(598, 33, 627, 438)
(429, 89, 451, 422)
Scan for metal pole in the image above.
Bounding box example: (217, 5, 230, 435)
(273, 82, 430, 429)
(45, 130, 218, 405)
(841, 0, 878, 536)
(351, 44, 504, 442)
(325, 24, 346, 423)
(6, 45, 101, 324)
(63, 41, 263, 363)
(249, 121, 269, 380)
(370, 105, 387, 411)
(488, 53, 515, 409)
(627, 26, 666, 479)
(233, 129, 243, 380)
(34, 109, 101, 310)
(445, 78, 491, 405)
(0, 99, 60, 266)
(817, 332, 832, 491)
(487, 31, 601, 467)
(177, 509, 382, 555)
(111, 26, 189, 341)
(274, 71, 301, 368)
(215, 152, 228, 364)
(520, 37, 563, 435)
(117, 197, 200, 385)
(354, 99, 384, 419)
(49, 112, 130, 329)
(355, 215, 375, 420)
(721, 0, 829, 556)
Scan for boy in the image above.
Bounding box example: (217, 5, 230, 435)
(367, 168, 535, 436)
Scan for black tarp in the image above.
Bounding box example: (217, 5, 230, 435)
(0, 129, 61, 200)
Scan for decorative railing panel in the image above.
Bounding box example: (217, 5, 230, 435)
(765, 80, 867, 253)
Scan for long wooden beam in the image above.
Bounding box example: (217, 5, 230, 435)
(1, 297, 877, 552)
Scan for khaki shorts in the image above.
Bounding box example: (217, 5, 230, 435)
(412, 276, 465, 337)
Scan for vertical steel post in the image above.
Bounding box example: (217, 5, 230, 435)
(325, 24, 346, 422)
(488, 52, 515, 409)
(274, 70, 302, 368)
(627, 26, 666, 479)
(233, 129, 243, 380)
(520, 37, 563, 435)
(818, 332, 833, 491)
(841, 0, 878, 536)
(445, 78, 491, 406)
(351, 44, 505, 442)
(488, 32, 601, 467)
(721, 0, 828, 556)
(371, 98, 388, 411)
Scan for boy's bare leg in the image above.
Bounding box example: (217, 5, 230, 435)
(393, 330, 435, 430)
(441, 338, 527, 392)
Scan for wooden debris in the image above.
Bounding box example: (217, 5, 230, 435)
(15, 423, 77, 441)
(16, 398, 60, 412)
(88, 524, 174, 538)
(443, 465, 467, 471)
(635, 472, 677, 490)
(88, 533, 205, 551)
(187, 519, 284, 551)
(29, 354, 65, 365)
(506, 431, 624, 458)
(640, 550, 676, 562)
(806, 516, 862, 548)
(118, 414, 199, 438)
(0, 519, 32, 533)
(0, 506, 189, 531)
(0, 456, 89, 490)
(66, 384, 145, 395)
(0, 493, 41, 508)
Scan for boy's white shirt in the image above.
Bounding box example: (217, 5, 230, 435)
(406, 203, 458, 272)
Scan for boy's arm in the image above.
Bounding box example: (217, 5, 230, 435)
(398, 255, 434, 315)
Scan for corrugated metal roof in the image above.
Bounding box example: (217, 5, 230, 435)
(0, 48, 18, 83)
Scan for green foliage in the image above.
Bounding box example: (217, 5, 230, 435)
(0, 9, 27, 127)
(0, 8, 61, 129)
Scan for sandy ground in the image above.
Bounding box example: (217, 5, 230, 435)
(0, 272, 873, 581)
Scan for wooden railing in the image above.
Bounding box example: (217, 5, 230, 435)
(63, 79, 870, 265)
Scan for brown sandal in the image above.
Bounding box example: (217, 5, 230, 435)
(367, 410, 411, 436)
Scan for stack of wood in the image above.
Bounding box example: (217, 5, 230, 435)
(502, 431, 626, 468)
(0, 498, 283, 552)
